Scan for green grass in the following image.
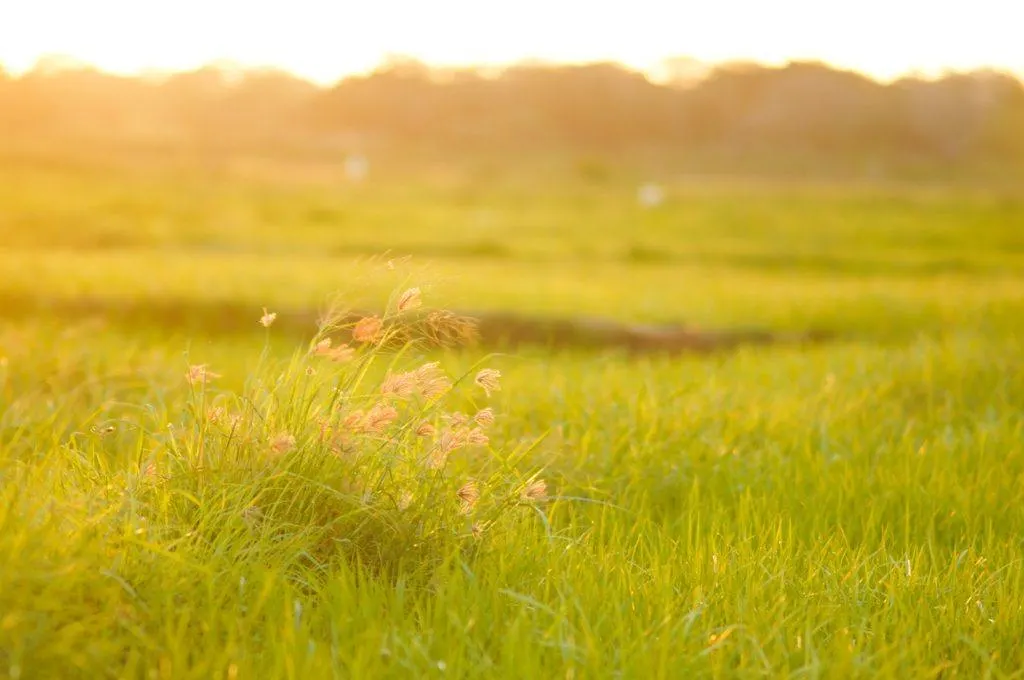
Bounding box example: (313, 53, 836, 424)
(1, 159, 1023, 677)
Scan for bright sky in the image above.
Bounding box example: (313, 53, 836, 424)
(1, 0, 1022, 83)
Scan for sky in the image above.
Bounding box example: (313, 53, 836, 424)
(1, 0, 1022, 84)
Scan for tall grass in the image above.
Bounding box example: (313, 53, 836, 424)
(0, 288, 561, 678)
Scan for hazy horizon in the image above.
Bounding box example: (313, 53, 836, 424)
(2, 0, 1022, 85)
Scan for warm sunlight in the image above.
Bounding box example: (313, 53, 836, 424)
(2, 0, 1021, 82)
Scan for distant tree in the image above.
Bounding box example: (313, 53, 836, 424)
(2, 57, 1023, 174)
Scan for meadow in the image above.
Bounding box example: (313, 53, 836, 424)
(1, 156, 1023, 678)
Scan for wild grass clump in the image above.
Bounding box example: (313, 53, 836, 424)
(135, 286, 547, 583)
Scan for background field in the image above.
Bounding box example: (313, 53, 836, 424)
(2, 153, 1024, 678)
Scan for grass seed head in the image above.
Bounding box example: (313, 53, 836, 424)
(457, 480, 480, 513)
(464, 427, 489, 447)
(474, 368, 501, 397)
(473, 407, 495, 427)
(381, 371, 417, 399)
(521, 479, 548, 502)
(445, 411, 469, 428)
(363, 404, 399, 433)
(270, 432, 296, 455)
(413, 361, 452, 398)
(259, 307, 277, 328)
(186, 364, 220, 385)
(353, 316, 383, 343)
(396, 287, 422, 312)
(313, 338, 355, 362)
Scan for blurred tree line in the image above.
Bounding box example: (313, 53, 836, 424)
(2, 57, 1022, 175)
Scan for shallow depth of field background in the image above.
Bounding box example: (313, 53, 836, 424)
(1, 52, 1024, 678)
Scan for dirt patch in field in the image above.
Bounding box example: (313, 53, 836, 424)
(0, 295, 834, 355)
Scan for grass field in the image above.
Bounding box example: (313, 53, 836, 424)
(2, 159, 1023, 678)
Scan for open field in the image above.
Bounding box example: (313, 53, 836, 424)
(2, 159, 1024, 677)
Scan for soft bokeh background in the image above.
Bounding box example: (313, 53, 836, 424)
(3, 4, 1024, 677)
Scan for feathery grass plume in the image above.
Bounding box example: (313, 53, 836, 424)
(521, 479, 548, 502)
(413, 361, 452, 398)
(396, 287, 422, 312)
(148, 274, 544, 582)
(428, 428, 466, 468)
(445, 412, 469, 428)
(362, 404, 399, 433)
(269, 432, 296, 455)
(380, 371, 417, 400)
(186, 364, 220, 385)
(436, 428, 465, 455)
(457, 481, 480, 513)
(474, 368, 501, 397)
(312, 338, 356, 363)
(342, 409, 366, 432)
(464, 427, 489, 447)
(352, 316, 384, 343)
(259, 307, 277, 328)
(424, 310, 480, 348)
(473, 408, 495, 427)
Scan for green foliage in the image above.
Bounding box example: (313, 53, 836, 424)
(1, 168, 1023, 677)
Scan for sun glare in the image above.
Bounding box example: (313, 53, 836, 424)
(1, 0, 1021, 83)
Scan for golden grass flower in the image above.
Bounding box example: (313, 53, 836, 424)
(521, 479, 548, 502)
(381, 371, 417, 399)
(426, 310, 480, 347)
(426, 448, 448, 469)
(420, 376, 451, 399)
(428, 429, 465, 468)
(312, 338, 355, 362)
(186, 364, 220, 385)
(474, 368, 501, 397)
(270, 432, 296, 454)
(464, 427, 489, 447)
(353, 315, 383, 343)
(415, 421, 436, 437)
(342, 409, 365, 431)
(397, 491, 414, 511)
(259, 307, 277, 328)
(445, 411, 469, 428)
(473, 407, 495, 427)
(396, 287, 422, 312)
(414, 361, 451, 399)
(457, 480, 480, 513)
(363, 403, 399, 433)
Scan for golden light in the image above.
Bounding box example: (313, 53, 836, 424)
(1, 0, 1021, 83)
